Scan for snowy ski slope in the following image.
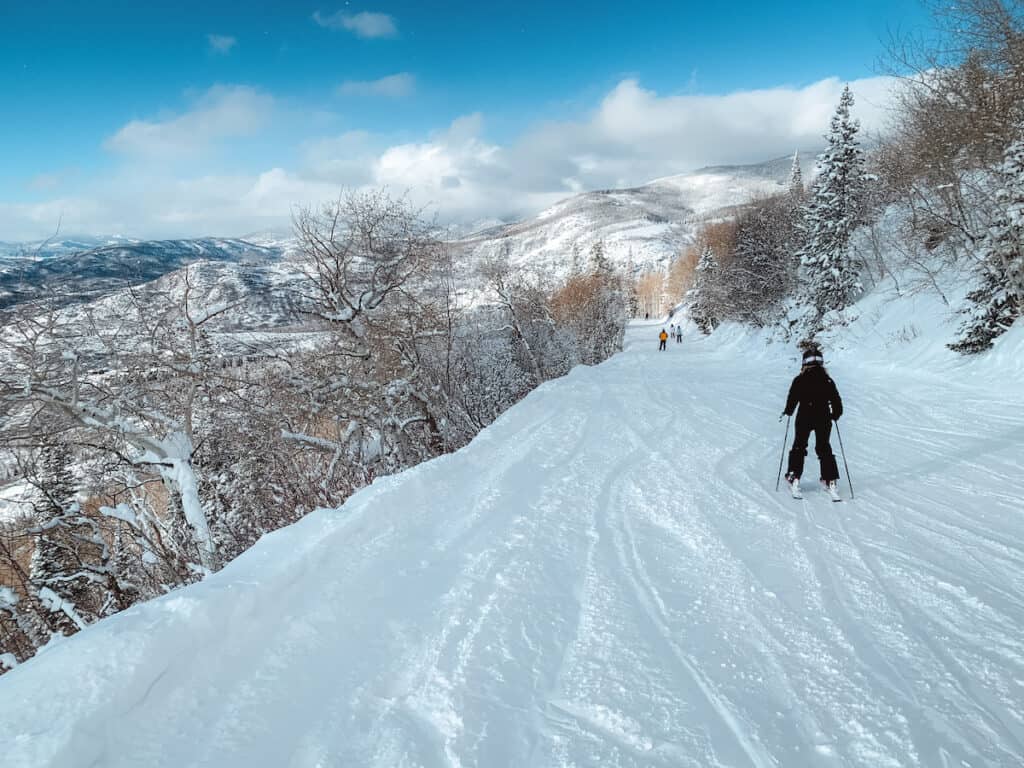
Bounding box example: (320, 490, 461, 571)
(1, 317, 1023, 767)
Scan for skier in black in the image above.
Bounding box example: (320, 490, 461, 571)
(781, 345, 843, 499)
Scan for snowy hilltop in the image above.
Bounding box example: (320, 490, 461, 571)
(455, 154, 814, 277)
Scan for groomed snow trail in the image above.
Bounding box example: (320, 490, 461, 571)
(3, 322, 1024, 768)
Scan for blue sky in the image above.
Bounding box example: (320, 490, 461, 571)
(1, 1, 933, 239)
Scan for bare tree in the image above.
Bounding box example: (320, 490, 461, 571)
(282, 191, 449, 485)
(0, 267, 253, 576)
(879, 0, 1024, 256)
(477, 247, 563, 384)
(293, 190, 439, 358)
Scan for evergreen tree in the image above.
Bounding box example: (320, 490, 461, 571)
(589, 241, 627, 361)
(570, 243, 583, 275)
(797, 86, 869, 324)
(788, 150, 804, 200)
(949, 130, 1024, 353)
(28, 444, 126, 632)
(588, 240, 609, 273)
(28, 444, 88, 634)
(36, 443, 75, 515)
(687, 246, 720, 333)
(624, 247, 639, 317)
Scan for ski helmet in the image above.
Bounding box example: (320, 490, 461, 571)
(802, 347, 824, 366)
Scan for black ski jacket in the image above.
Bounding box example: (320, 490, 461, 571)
(783, 366, 843, 424)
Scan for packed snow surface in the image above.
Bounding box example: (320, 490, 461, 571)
(2, 321, 1024, 767)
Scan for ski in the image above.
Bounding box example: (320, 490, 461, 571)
(821, 480, 842, 502)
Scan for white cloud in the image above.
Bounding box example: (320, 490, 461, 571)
(3, 75, 902, 240)
(302, 131, 377, 185)
(336, 73, 415, 97)
(513, 75, 896, 191)
(368, 114, 521, 218)
(207, 34, 237, 54)
(354, 75, 899, 223)
(0, 170, 341, 241)
(104, 85, 274, 158)
(0, 197, 106, 240)
(27, 172, 65, 192)
(313, 10, 397, 38)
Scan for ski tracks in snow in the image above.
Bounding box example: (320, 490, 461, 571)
(2, 325, 1023, 768)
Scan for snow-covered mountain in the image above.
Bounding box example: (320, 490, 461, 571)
(0, 155, 813, 314)
(0, 237, 287, 310)
(2, 279, 1022, 767)
(0, 235, 135, 260)
(64, 257, 318, 357)
(454, 153, 815, 275)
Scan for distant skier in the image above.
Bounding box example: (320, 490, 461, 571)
(676, 326, 683, 343)
(669, 323, 676, 339)
(658, 329, 668, 351)
(780, 345, 844, 501)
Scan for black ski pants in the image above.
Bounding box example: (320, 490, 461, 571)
(659, 339, 666, 350)
(787, 417, 840, 482)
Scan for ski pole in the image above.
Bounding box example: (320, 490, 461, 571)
(775, 414, 790, 492)
(835, 421, 854, 499)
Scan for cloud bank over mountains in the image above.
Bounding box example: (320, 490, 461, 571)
(2, 75, 896, 240)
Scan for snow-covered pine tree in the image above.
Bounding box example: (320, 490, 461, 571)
(624, 247, 639, 317)
(27, 444, 88, 635)
(788, 150, 804, 200)
(570, 242, 583, 275)
(590, 241, 627, 360)
(0, 543, 55, 668)
(35, 442, 75, 516)
(27, 443, 128, 633)
(588, 240, 609, 273)
(949, 129, 1024, 353)
(687, 246, 720, 333)
(559, 241, 626, 363)
(797, 86, 869, 325)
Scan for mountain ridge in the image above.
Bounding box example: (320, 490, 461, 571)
(0, 154, 820, 311)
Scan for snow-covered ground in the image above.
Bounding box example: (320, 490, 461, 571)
(0, 481, 33, 523)
(2, 301, 1023, 766)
